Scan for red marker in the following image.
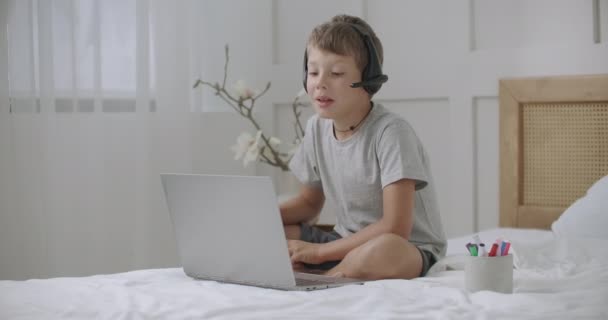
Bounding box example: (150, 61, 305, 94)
(488, 243, 499, 257)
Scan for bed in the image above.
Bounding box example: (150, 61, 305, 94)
(1, 74, 607, 319)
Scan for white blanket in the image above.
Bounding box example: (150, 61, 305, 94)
(2, 229, 607, 319)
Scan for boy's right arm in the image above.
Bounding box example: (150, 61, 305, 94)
(279, 185, 325, 225)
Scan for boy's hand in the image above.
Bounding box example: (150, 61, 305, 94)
(287, 240, 324, 265)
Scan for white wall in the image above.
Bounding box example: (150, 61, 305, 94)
(1, 0, 607, 280)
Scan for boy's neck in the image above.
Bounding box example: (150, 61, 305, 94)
(333, 101, 374, 140)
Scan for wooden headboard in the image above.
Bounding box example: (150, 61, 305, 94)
(499, 74, 608, 229)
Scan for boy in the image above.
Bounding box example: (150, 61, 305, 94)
(280, 15, 446, 280)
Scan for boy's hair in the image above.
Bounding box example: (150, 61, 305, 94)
(307, 15, 383, 73)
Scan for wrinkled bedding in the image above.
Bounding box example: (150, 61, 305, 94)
(1, 228, 607, 319)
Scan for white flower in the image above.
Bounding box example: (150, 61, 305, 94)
(231, 131, 263, 167)
(243, 131, 263, 166)
(268, 136, 281, 148)
(231, 132, 253, 160)
(234, 80, 256, 100)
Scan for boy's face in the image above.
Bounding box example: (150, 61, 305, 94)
(306, 46, 369, 120)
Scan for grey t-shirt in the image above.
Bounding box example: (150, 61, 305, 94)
(289, 103, 446, 261)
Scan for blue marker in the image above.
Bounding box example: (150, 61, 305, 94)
(500, 241, 507, 257)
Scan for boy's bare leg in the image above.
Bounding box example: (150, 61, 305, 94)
(325, 233, 423, 280)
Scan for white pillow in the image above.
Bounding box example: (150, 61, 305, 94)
(551, 175, 608, 239)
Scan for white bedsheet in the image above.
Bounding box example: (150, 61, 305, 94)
(1, 228, 607, 319)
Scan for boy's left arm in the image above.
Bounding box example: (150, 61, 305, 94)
(288, 178, 415, 264)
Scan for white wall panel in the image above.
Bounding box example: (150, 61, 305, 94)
(470, 46, 608, 96)
(600, 0, 608, 43)
(473, 0, 594, 50)
(367, 0, 451, 99)
(473, 97, 499, 232)
(187, 0, 274, 112)
(275, 0, 363, 66)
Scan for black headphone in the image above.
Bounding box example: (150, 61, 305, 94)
(303, 24, 388, 95)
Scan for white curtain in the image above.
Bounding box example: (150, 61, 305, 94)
(0, 0, 220, 280)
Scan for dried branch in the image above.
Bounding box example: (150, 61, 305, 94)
(193, 45, 307, 172)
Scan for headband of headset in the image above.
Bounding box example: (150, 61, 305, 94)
(303, 23, 388, 95)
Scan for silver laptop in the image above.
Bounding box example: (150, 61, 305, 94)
(160, 173, 365, 291)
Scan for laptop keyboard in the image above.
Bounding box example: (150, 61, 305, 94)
(295, 276, 341, 287)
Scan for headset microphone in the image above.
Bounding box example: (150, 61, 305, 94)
(350, 74, 389, 89)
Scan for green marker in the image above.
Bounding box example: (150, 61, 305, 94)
(471, 245, 478, 256)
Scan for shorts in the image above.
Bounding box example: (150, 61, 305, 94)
(299, 224, 436, 277)
(299, 223, 343, 270)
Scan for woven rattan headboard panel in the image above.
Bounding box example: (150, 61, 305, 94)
(499, 74, 608, 229)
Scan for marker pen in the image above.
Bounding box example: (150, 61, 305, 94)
(500, 241, 507, 257)
(478, 243, 487, 257)
(488, 243, 499, 257)
(471, 245, 478, 256)
(502, 241, 511, 256)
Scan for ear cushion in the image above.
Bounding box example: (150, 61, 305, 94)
(303, 50, 308, 92)
(350, 24, 387, 95)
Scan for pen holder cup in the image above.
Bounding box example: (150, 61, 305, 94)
(464, 254, 513, 294)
